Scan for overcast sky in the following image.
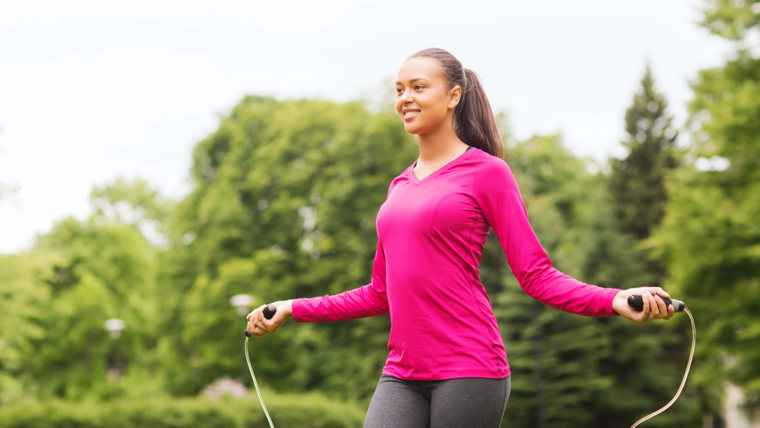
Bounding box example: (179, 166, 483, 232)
(0, 0, 734, 253)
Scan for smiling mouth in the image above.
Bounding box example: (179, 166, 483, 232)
(402, 109, 420, 120)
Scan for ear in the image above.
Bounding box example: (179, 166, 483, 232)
(448, 85, 462, 110)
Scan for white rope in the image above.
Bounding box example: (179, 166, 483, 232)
(245, 337, 275, 428)
(630, 308, 696, 428)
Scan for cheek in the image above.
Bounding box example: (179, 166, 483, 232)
(394, 97, 403, 115)
(423, 97, 448, 119)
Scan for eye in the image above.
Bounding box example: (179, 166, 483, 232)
(414, 84, 424, 91)
(396, 87, 404, 95)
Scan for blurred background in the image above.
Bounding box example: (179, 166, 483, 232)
(0, 0, 758, 427)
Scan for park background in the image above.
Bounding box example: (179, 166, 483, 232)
(1, 0, 759, 427)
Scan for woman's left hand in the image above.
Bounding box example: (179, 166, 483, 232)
(612, 287, 675, 325)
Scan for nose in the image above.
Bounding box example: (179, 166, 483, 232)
(400, 89, 414, 104)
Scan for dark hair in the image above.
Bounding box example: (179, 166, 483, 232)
(409, 48, 504, 159)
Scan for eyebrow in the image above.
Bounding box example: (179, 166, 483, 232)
(395, 77, 429, 85)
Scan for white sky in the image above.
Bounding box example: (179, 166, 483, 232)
(0, 0, 733, 253)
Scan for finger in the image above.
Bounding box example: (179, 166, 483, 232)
(246, 321, 261, 337)
(653, 294, 668, 317)
(261, 316, 279, 333)
(253, 317, 266, 333)
(249, 322, 268, 338)
(651, 292, 663, 315)
(252, 305, 268, 325)
(643, 292, 657, 322)
(261, 304, 283, 331)
(648, 286, 669, 298)
(248, 314, 264, 331)
(257, 322, 271, 334)
(257, 310, 276, 332)
(247, 306, 262, 325)
(249, 304, 265, 316)
(649, 293, 662, 320)
(642, 292, 652, 314)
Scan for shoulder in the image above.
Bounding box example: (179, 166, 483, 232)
(470, 148, 519, 190)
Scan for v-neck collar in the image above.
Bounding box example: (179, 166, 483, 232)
(409, 146, 475, 184)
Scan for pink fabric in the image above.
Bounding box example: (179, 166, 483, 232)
(292, 147, 621, 380)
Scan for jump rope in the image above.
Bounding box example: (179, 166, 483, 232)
(242, 296, 695, 428)
(626, 295, 696, 428)
(244, 304, 277, 428)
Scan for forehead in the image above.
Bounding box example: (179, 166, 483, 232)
(396, 56, 445, 83)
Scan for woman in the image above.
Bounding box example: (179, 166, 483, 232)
(246, 48, 675, 428)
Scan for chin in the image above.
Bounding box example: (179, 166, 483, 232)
(403, 122, 427, 135)
(402, 125, 418, 135)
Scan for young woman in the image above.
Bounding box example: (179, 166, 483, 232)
(246, 48, 675, 428)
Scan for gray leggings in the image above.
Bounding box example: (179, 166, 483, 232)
(364, 375, 510, 428)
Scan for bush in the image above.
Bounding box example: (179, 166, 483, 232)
(0, 391, 366, 428)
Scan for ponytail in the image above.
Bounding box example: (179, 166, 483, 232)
(408, 48, 505, 159)
(456, 69, 504, 160)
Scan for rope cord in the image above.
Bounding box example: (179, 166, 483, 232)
(243, 308, 693, 428)
(630, 308, 696, 428)
(245, 337, 275, 428)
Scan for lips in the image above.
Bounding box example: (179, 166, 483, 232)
(402, 108, 420, 120)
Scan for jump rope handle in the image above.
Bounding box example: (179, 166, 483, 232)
(244, 304, 278, 337)
(628, 295, 685, 312)
(263, 304, 277, 319)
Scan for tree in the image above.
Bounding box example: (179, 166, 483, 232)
(163, 96, 417, 399)
(649, 1, 760, 416)
(493, 135, 698, 427)
(0, 254, 42, 403)
(89, 177, 174, 248)
(0, 180, 169, 401)
(609, 64, 678, 243)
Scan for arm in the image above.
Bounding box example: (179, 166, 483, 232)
(246, 237, 388, 337)
(475, 159, 620, 317)
(289, 178, 400, 322)
(247, 179, 397, 337)
(246, 240, 389, 337)
(291, 240, 389, 322)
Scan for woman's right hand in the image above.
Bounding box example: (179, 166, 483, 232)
(612, 287, 675, 325)
(246, 299, 294, 338)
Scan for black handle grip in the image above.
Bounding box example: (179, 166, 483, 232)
(628, 295, 685, 312)
(244, 304, 278, 337)
(263, 304, 277, 319)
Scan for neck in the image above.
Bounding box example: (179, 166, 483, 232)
(416, 121, 467, 163)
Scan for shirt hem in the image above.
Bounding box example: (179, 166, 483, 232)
(381, 366, 511, 381)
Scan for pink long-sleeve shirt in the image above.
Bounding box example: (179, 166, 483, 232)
(292, 147, 621, 380)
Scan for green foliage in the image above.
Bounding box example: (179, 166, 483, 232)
(650, 58, 760, 415)
(0, 392, 365, 428)
(648, 1, 760, 417)
(0, 180, 168, 403)
(700, 0, 760, 40)
(1, 95, 705, 425)
(2, 84, 726, 425)
(163, 95, 416, 398)
(493, 135, 699, 427)
(90, 177, 175, 247)
(0, 254, 44, 403)
(609, 64, 678, 242)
